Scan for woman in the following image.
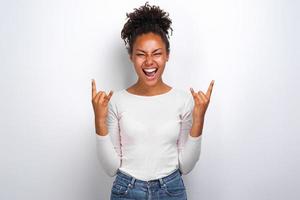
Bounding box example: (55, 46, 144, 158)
(91, 2, 214, 200)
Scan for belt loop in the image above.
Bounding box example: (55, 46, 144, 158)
(129, 177, 135, 188)
(159, 178, 166, 189)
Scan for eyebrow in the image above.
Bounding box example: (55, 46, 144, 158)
(136, 48, 162, 53)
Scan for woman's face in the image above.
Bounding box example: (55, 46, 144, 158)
(130, 32, 169, 87)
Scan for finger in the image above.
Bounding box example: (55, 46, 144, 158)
(95, 91, 104, 103)
(98, 92, 106, 104)
(190, 88, 198, 100)
(105, 90, 114, 102)
(190, 87, 197, 97)
(194, 93, 202, 104)
(92, 79, 97, 99)
(192, 88, 203, 103)
(189, 87, 200, 103)
(206, 80, 215, 99)
(198, 91, 207, 102)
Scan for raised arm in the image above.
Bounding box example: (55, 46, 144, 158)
(178, 80, 215, 175)
(91, 79, 121, 176)
(177, 94, 203, 175)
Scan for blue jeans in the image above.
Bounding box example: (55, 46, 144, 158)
(110, 168, 187, 200)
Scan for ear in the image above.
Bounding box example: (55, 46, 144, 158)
(129, 53, 133, 62)
(166, 52, 170, 62)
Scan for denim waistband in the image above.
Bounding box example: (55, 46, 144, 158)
(115, 168, 182, 188)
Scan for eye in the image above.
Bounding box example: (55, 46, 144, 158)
(136, 53, 145, 57)
(154, 53, 162, 56)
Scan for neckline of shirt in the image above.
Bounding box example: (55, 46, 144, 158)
(123, 87, 175, 98)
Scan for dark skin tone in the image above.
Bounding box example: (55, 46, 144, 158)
(127, 32, 171, 96)
(91, 32, 215, 137)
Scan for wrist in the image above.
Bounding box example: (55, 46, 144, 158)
(95, 117, 106, 124)
(190, 118, 204, 137)
(95, 118, 108, 136)
(96, 131, 108, 136)
(96, 126, 108, 136)
(192, 116, 205, 125)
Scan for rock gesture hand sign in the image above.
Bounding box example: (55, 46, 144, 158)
(91, 79, 113, 136)
(189, 80, 215, 137)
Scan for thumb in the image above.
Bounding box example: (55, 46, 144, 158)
(106, 90, 114, 101)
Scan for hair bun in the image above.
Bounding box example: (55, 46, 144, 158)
(121, 2, 173, 54)
(127, 2, 172, 36)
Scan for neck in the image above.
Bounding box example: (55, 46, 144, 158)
(133, 78, 170, 96)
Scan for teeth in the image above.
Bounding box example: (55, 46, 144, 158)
(143, 68, 157, 73)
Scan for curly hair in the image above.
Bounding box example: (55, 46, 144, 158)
(121, 2, 173, 55)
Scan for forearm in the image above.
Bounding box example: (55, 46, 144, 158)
(190, 116, 205, 137)
(95, 119, 121, 175)
(95, 118, 108, 136)
(96, 134, 121, 176)
(178, 130, 202, 175)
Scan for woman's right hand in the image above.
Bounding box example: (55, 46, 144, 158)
(91, 79, 113, 134)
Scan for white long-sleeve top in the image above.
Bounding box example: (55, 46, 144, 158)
(96, 88, 203, 181)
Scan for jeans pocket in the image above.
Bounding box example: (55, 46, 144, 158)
(111, 178, 132, 197)
(163, 176, 186, 197)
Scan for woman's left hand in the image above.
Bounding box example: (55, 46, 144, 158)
(190, 80, 215, 122)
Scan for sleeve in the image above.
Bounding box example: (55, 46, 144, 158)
(95, 97, 121, 177)
(177, 93, 203, 175)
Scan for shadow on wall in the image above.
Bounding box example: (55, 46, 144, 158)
(105, 39, 136, 90)
(94, 39, 136, 197)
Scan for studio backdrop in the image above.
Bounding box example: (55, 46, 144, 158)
(0, 0, 299, 199)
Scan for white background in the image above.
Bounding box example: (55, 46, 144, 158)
(0, 0, 299, 199)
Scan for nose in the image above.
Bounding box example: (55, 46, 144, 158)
(145, 55, 153, 66)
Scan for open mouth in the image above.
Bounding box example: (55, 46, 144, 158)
(142, 68, 158, 78)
